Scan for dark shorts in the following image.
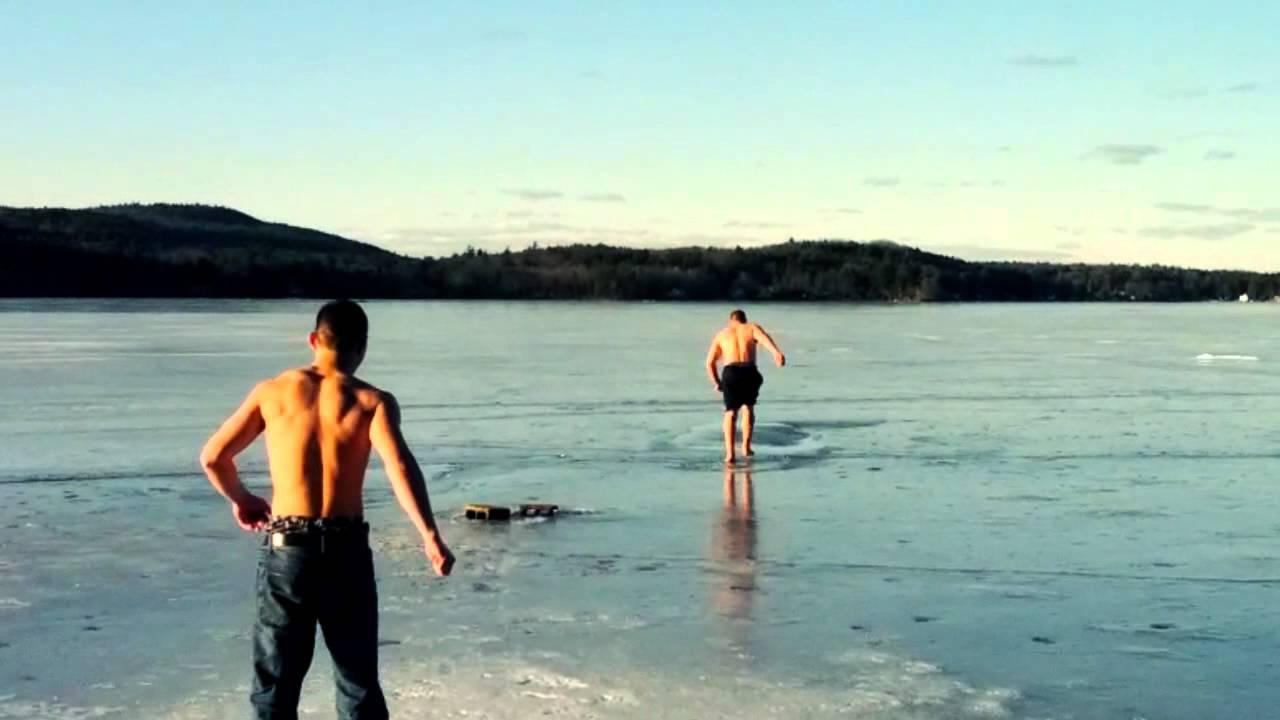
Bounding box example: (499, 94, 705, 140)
(721, 363, 763, 411)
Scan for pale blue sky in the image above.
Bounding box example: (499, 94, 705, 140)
(3, 1, 1278, 269)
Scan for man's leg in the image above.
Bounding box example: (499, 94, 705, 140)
(251, 549, 318, 720)
(319, 546, 389, 720)
(723, 409, 738, 464)
(741, 405, 755, 457)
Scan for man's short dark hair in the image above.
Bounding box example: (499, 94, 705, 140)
(730, 309, 747, 323)
(315, 300, 368, 354)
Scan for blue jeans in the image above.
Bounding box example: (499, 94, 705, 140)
(250, 533, 388, 720)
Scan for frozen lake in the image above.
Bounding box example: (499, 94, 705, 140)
(1, 300, 1277, 719)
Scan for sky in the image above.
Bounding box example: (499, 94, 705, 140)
(3, 1, 1278, 270)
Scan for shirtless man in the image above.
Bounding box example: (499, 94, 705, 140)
(705, 309, 786, 463)
(200, 299, 454, 720)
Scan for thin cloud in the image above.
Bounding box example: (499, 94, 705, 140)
(502, 188, 563, 201)
(1176, 131, 1239, 141)
(673, 233, 777, 248)
(1138, 223, 1255, 240)
(828, 208, 862, 215)
(1219, 208, 1261, 219)
(929, 244, 1076, 262)
(1057, 241, 1083, 250)
(724, 220, 787, 229)
(379, 222, 555, 242)
(1007, 54, 1078, 67)
(371, 220, 656, 255)
(1166, 83, 1259, 100)
(1154, 202, 1216, 213)
(580, 193, 627, 203)
(477, 27, 527, 45)
(1204, 149, 1236, 161)
(865, 176, 900, 187)
(1163, 87, 1211, 100)
(1090, 144, 1162, 166)
(1154, 202, 1280, 223)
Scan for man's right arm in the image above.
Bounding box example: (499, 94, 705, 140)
(200, 382, 271, 531)
(705, 337, 723, 391)
(370, 392, 454, 576)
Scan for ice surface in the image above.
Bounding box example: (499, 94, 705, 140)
(1, 301, 1278, 719)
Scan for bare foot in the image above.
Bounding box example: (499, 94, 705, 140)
(724, 453, 736, 465)
(742, 445, 754, 457)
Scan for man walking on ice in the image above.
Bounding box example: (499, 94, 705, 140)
(705, 309, 786, 464)
(200, 299, 454, 720)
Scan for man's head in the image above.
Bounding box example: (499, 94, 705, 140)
(729, 309, 748, 325)
(310, 300, 368, 369)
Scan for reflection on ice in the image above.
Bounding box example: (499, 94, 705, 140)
(710, 467, 759, 657)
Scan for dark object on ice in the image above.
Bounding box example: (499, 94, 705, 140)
(519, 503, 560, 518)
(1032, 636, 1056, 645)
(465, 504, 511, 521)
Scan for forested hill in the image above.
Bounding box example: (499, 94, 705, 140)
(0, 203, 403, 297)
(2, 203, 1278, 301)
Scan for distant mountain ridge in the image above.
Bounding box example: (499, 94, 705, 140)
(2, 203, 1277, 301)
(94, 203, 265, 228)
(2, 203, 394, 258)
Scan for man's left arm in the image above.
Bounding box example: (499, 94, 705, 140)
(754, 324, 786, 367)
(200, 383, 271, 531)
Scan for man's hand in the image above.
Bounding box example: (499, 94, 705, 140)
(231, 493, 272, 532)
(774, 352, 786, 368)
(712, 380, 723, 394)
(425, 537, 455, 577)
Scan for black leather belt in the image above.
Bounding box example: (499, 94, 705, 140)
(268, 530, 366, 551)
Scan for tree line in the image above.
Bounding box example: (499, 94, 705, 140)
(3, 204, 1277, 301)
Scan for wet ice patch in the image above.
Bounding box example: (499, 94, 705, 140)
(826, 648, 1020, 718)
(671, 422, 829, 459)
(513, 667, 590, 690)
(137, 641, 1024, 720)
(0, 698, 122, 718)
(1195, 353, 1259, 363)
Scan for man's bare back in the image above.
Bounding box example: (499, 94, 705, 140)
(711, 322, 771, 366)
(257, 367, 383, 518)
